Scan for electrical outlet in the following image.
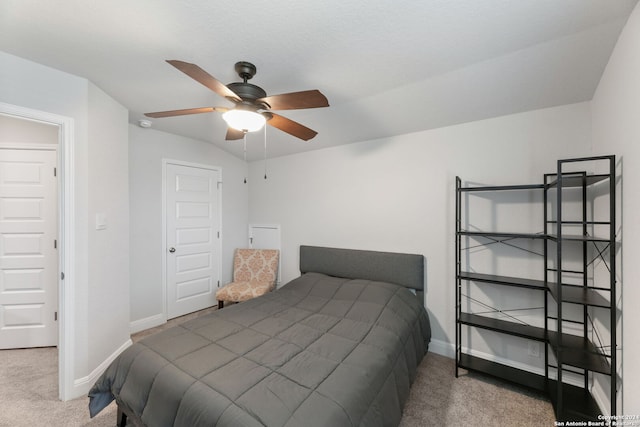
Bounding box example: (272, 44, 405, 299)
(528, 341, 540, 357)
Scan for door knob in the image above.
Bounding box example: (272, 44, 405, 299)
(169, 247, 176, 253)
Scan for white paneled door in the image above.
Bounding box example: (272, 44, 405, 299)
(0, 148, 58, 349)
(166, 162, 221, 320)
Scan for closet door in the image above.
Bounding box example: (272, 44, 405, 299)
(165, 162, 221, 319)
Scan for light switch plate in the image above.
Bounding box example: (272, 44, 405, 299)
(96, 213, 107, 230)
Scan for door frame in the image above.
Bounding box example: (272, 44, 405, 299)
(0, 102, 75, 401)
(161, 159, 222, 321)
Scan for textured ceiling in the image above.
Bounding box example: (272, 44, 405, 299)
(1, 0, 637, 160)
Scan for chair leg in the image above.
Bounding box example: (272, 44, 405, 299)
(218, 300, 224, 309)
(117, 405, 127, 427)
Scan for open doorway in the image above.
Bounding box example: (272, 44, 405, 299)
(0, 102, 75, 401)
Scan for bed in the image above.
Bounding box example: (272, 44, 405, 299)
(89, 245, 431, 426)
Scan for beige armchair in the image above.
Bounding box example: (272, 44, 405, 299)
(216, 248, 279, 309)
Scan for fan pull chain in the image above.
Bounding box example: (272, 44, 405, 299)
(263, 125, 268, 180)
(243, 133, 247, 184)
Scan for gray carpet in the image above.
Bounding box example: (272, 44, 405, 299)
(0, 309, 556, 426)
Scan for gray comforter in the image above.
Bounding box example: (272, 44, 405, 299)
(89, 272, 431, 426)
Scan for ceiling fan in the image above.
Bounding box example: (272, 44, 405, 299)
(145, 60, 329, 141)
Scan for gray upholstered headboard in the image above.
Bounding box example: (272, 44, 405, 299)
(299, 245, 425, 290)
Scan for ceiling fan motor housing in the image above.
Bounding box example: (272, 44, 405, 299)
(227, 61, 269, 107)
(226, 82, 267, 104)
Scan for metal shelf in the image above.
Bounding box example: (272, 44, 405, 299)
(459, 313, 546, 341)
(546, 174, 609, 189)
(458, 230, 546, 240)
(548, 332, 611, 375)
(460, 272, 611, 307)
(459, 230, 611, 242)
(459, 183, 545, 192)
(459, 272, 546, 291)
(547, 234, 611, 243)
(547, 380, 602, 422)
(458, 353, 547, 392)
(547, 282, 610, 308)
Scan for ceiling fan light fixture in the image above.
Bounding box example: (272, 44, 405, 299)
(222, 109, 266, 132)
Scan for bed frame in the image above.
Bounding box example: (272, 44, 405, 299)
(116, 245, 425, 427)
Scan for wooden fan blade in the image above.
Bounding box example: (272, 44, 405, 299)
(225, 128, 245, 140)
(166, 60, 241, 102)
(145, 107, 228, 118)
(267, 113, 318, 141)
(258, 89, 329, 110)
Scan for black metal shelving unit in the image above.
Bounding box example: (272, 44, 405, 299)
(544, 156, 617, 420)
(455, 179, 549, 393)
(455, 155, 617, 421)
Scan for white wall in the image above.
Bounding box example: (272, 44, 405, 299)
(86, 83, 130, 376)
(591, 2, 640, 415)
(128, 125, 249, 329)
(0, 51, 130, 399)
(248, 102, 592, 359)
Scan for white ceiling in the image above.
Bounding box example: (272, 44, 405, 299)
(1, 0, 637, 161)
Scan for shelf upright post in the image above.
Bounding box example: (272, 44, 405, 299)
(543, 174, 551, 385)
(455, 176, 462, 378)
(581, 171, 589, 393)
(609, 155, 617, 417)
(556, 160, 564, 419)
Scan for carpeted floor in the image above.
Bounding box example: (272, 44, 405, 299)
(0, 308, 556, 426)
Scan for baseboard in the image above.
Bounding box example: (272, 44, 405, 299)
(72, 338, 132, 398)
(429, 339, 585, 388)
(428, 338, 455, 358)
(462, 346, 586, 388)
(590, 380, 611, 416)
(463, 346, 546, 378)
(130, 313, 165, 334)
